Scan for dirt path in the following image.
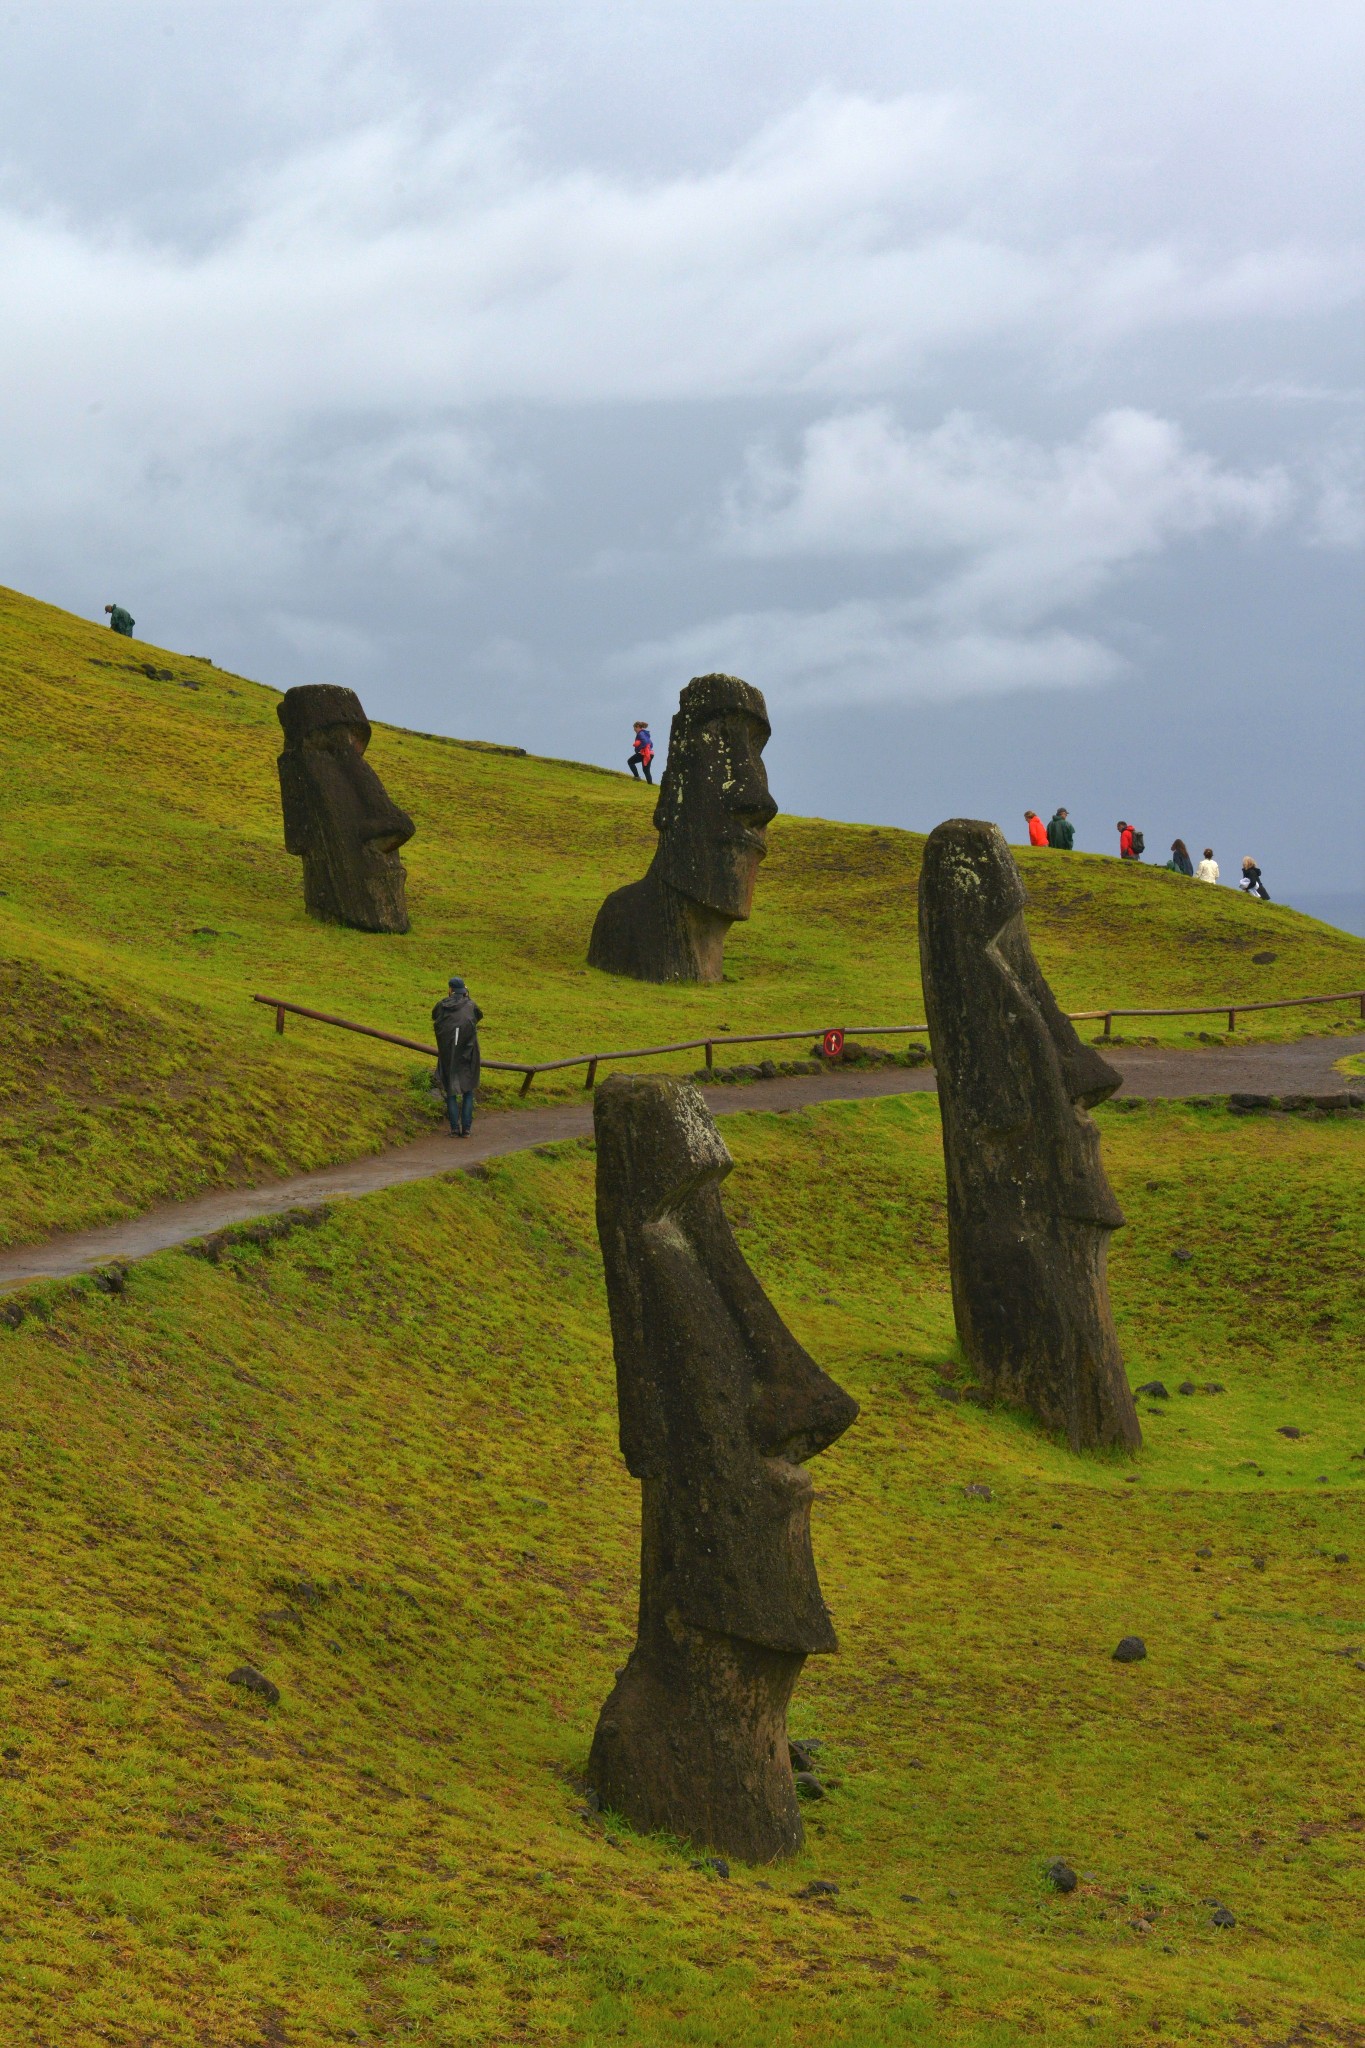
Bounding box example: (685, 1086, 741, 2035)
(3, 1034, 1361, 1294)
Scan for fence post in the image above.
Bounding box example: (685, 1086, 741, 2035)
(584, 1058, 598, 1090)
(519, 1070, 536, 1099)
(1360, 992, 1364, 1019)
(275, 1005, 286, 1035)
(704, 1041, 714, 1070)
(1103, 1013, 1113, 1039)
(1227, 1008, 1236, 1032)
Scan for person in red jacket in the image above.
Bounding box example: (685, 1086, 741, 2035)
(1024, 809, 1048, 846)
(1117, 820, 1135, 858)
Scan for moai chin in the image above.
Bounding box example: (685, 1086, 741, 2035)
(276, 685, 415, 933)
(587, 1075, 858, 1862)
(588, 673, 777, 982)
(918, 819, 1141, 1453)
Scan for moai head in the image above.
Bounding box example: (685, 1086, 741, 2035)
(651, 674, 778, 924)
(276, 685, 415, 934)
(587, 1074, 857, 1860)
(918, 819, 1138, 1451)
(595, 1074, 856, 1653)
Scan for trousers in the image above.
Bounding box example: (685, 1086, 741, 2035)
(447, 1089, 475, 1135)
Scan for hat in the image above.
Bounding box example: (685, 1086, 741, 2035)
(448, 975, 466, 991)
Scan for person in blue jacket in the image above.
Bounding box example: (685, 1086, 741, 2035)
(628, 722, 654, 783)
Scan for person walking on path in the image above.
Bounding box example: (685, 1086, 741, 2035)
(1240, 857, 1271, 900)
(1046, 807, 1074, 849)
(1166, 839, 1194, 875)
(1195, 848, 1220, 883)
(433, 975, 483, 1138)
(1117, 821, 1144, 859)
(104, 602, 134, 637)
(627, 722, 654, 783)
(1024, 810, 1048, 846)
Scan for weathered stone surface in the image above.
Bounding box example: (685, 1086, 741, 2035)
(586, 1075, 857, 1862)
(588, 675, 777, 983)
(918, 820, 1140, 1453)
(277, 685, 415, 932)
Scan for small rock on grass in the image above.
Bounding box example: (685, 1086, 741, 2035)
(962, 1482, 993, 1501)
(1047, 1860, 1078, 1893)
(1113, 1636, 1147, 1663)
(227, 1665, 279, 1705)
(1211, 1906, 1236, 1928)
(795, 1879, 838, 1899)
(1277, 1426, 1304, 1440)
(1135, 1381, 1169, 1399)
(795, 1772, 825, 1800)
(689, 1857, 729, 1879)
(1177, 1381, 1197, 1395)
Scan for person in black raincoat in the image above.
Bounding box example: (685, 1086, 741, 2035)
(433, 976, 483, 1137)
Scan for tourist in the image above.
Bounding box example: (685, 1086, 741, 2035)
(628, 721, 654, 784)
(432, 975, 483, 1139)
(1166, 839, 1194, 876)
(1195, 848, 1220, 883)
(1025, 809, 1048, 846)
(104, 602, 134, 637)
(1240, 857, 1271, 901)
(1046, 807, 1074, 849)
(1116, 821, 1144, 860)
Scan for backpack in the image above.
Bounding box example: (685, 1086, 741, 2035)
(1129, 829, 1145, 857)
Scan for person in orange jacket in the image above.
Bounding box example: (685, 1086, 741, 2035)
(1025, 809, 1048, 846)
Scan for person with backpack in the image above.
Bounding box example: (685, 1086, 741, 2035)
(1240, 857, 1271, 901)
(104, 602, 134, 637)
(1024, 809, 1048, 846)
(1195, 848, 1219, 883)
(628, 721, 654, 783)
(432, 975, 483, 1138)
(1046, 807, 1074, 849)
(1117, 821, 1144, 859)
(1165, 839, 1194, 875)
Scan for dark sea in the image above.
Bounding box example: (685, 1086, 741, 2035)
(1288, 892, 1365, 939)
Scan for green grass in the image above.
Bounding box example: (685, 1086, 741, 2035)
(2, 1094, 1361, 2045)
(3, 579, 1364, 1245)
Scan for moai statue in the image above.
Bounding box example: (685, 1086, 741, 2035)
(276, 685, 415, 933)
(588, 673, 777, 983)
(918, 819, 1140, 1453)
(588, 1075, 858, 1862)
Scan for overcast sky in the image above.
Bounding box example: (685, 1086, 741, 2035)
(2, 1, 1361, 900)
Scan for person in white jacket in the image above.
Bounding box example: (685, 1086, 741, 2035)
(1195, 848, 1219, 883)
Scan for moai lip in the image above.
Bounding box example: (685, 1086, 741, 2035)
(918, 819, 1141, 1454)
(587, 1075, 857, 1861)
(588, 674, 777, 983)
(276, 685, 415, 934)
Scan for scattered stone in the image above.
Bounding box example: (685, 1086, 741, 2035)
(1135, 1381, 1169, 1399)
(1312, 1093, 1351, 1113)
(93, 1262, 128, 1295)
(1277, 1426, 1304, 1440)
(1252, 1556, 1267, 1571)
(961, 1483, 993, 1501)
(227, 1665, 279, 1705)
(1229, 1092, 1274, 1112)
(1113, 1636, 1147, 1663)
(789, 1739, 818, 1774)
(1251, 952, 1277, 965)
(794, 1773, 825, 1801)
(899, 1892, 922, 1904)
(1177, 1381, 1197, 1396)
(795, 1879, 839, 1899)
(1334, 1553, 1350, 1563)
(1047, 1860, 1078, 1893)
(1202, 1383, 1226, 1395)
(1171, 1248, 1194, 1264)
(0, 1302, 25, 1329)
(1195, 1545, 1213, 1559)
(1211, 1906, 1236, 1928)
(689, 1856, 730, 1879)
(1194, 1830, 1210, 1841)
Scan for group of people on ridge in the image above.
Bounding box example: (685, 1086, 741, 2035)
(1024, 810, 1270, 897)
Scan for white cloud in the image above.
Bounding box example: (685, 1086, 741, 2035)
(610, 407, 1293, 708)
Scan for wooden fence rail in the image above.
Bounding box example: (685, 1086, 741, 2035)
(252, 986, 1365, 1098)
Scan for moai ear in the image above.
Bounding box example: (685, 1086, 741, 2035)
(277, 752, 312, 856)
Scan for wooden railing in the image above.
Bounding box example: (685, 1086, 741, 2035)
(252, 985, 1365, 1097)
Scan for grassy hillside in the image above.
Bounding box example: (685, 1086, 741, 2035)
(1, 1093, 1361, 2045)
(3, 577, 1364, 1250)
